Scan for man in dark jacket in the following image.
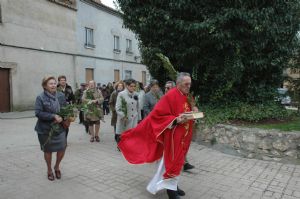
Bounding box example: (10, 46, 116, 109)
(101, 84, 110, 115)
(57, 75, 75, 104)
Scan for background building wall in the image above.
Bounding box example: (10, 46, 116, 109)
(76, 0, 149, 85)
(0, 0, 77, 111)
(0, 0, 149, 111)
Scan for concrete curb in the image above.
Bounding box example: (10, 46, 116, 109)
(0, 111, 35, 119)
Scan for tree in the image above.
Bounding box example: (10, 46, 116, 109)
(116, 0, 300, 104)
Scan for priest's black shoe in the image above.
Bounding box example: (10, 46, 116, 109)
(167, 189, 180, 199)
(183, 162, 195, 171)
(177, 186, 185, 196)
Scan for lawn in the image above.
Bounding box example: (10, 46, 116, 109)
(252, 118, 300, 132)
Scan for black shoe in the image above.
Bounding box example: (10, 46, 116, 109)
(183, 162, 195, 171)
(177, 186, 185, 196)
(167, 189, 180, 199)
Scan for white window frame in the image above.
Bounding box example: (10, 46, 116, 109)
(126, 39, 133, 54)
(114, 35, 121, 53)
(85, 27, 95, 48)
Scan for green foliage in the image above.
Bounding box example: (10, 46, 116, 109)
(81, 89, 101, 118)
(139, 46, 167, 87)
(118, 96, 128, 126)
(116, 0, 300, 104)
(156, 53, 178, 81)
(58, 104, 76, 119)
(86, 90, 95, 100)
(81, 103, 101, 118)
(42, 104, 76, 150)
(119, 96, 128, 118)
(200, 101, 296, 126)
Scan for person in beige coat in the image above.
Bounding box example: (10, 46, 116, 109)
(82, 80, 104, 142)
(115, 79, 139, 142)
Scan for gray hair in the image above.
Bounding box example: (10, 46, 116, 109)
(149, 79, 159, 88)
(176, 72, 191, 84)
(165, 81, 175, 87)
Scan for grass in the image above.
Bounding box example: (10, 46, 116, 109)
(252, 117, 300, 132)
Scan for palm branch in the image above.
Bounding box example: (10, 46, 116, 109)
(156, 53, 178, 80)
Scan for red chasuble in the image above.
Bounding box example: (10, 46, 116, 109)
(118, 88, 194, 179)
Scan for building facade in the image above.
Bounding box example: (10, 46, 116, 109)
(75, 0, 148, 86)
(0, 0, 149, 112)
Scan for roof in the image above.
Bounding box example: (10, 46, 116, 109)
(81, 0, 122, 18)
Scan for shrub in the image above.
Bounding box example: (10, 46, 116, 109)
(199, 101, 296, 126)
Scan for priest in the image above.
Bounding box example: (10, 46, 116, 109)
(118, 72, 199, 199)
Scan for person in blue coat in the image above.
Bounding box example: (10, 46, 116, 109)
(35, 76, 67, 181)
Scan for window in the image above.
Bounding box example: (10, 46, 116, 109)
(85, 68, 94, 83)
(114, 69, 120, 82)
(126, 39, 132, 54)
(114, 35, 120, 52)
(124, 70, 132, 80)
(85, 28, 95, 48)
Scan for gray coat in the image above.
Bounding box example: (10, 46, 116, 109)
(143, 91, 163, 117)
(34, 91, 66, 135)
(115, 89, 139, 135)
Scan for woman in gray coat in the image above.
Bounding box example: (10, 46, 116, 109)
(35, 76, 67, 181)
(115, 79, 139, 142)
(144, 79, 163, 117)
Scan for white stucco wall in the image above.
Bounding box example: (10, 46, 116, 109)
(77, 0, 141, 60)
(76, 0, 149, 85)
(0, 0, 149, 111)
(0, 46, 76, 110)
(0, 0, 77, 110)
(75, 56, 147, 85)
(0, 0, 77, 53)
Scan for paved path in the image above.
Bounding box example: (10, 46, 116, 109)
(0, 114, 299, 199)
(0, 110, 34, 119)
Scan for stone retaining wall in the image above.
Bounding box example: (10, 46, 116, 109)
(194, 124, 300, 162)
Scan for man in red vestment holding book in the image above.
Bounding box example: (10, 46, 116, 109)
(118, 72, 199, 199)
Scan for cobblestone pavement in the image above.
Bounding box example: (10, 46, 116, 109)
(0, 114, 299, 199)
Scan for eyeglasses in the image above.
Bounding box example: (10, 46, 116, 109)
(165, 87, 171, 90)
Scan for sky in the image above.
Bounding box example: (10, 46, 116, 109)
(101, 0, 116, 9)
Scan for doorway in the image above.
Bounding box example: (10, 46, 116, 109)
(0, 68, 10, 112)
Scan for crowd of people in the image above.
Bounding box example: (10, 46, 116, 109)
(34, 73, 197, 199)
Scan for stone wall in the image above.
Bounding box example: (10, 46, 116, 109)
(195, 124, 300, 162)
